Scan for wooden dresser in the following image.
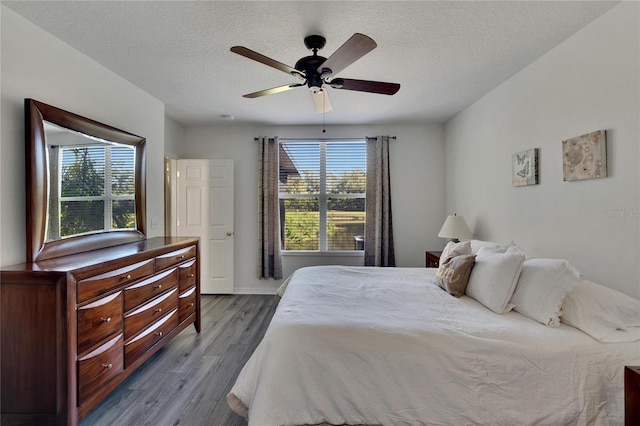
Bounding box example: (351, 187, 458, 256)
(0, 236, 200, 425)
(626, 366, 640, 425)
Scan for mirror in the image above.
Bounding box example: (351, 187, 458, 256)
(26, 99, 146, 262)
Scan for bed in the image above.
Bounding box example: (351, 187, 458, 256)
(227, 248, 640, 425)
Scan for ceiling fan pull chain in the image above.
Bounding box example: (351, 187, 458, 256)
(322, 93, 326, 133)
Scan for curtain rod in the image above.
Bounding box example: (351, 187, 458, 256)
(254, 136, 396, 141)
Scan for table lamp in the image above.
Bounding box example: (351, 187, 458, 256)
(438, 214, 472, 243)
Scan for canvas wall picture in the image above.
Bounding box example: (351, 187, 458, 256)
(562, 130, 607, 181)
(512, 148, 538, 187)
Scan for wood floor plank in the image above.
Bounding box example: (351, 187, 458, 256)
(80, 294, 275, 426)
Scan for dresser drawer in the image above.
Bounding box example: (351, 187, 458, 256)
(125, 308, 178, 367)
(155, 246, 196, 271)
(124, 288, 178, 340)
(124, 268, 178, 312)
(78, 334, 123, 403)
(178, 259, 197, 293)
(77, 259, 154, 303)
(178, 286, 197, 322)
(77, 291, 123, 355)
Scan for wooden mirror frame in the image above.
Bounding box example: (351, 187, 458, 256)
(26, 99, 147, 262)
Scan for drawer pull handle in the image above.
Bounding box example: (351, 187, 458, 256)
(123, 274, 131, 280)
(101, 317, 111, 323)
(154, 284, 162, 289)
(154, 308, 162, 313)
(156, 331, 163, 337)
(188, 302, 194, 307)
(188, 274, 194, 278)
(102, 363, 113, 370)
(177, 255, 185, 260)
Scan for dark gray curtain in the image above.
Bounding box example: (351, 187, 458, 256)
(258, 137, 283, 279)
(364, 136, 395, 267)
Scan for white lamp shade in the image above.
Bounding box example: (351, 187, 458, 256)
(438, 215, 472, 241)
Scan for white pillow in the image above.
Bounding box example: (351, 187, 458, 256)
(510, 258, 581, 326)
(561, 279, 640, 342)
(440, 240, 472, 263)
(469, 239, 500, 254)
(474, 240, 528, 257)
(465, 246, 525, 314)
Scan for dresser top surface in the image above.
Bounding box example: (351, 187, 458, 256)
(1, 236, 199, 273)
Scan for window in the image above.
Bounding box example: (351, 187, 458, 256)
(47, 143, 136, 240)
(279, 140, 366, 251)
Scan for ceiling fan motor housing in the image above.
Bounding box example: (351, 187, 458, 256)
(295, 55, 327, 89)
(294, 35, 332, 89)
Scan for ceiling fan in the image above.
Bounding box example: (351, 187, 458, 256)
(230, 33, 400, 113)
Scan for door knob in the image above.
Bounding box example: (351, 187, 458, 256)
(226, 231, 233, 236)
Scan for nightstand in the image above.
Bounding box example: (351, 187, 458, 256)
(425, 251, 442, 268)
(626, 366, 640, 425)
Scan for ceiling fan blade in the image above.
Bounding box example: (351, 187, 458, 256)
(310, 88, 332, 113)
(231, 46, 304, 79)
(317, 33, 377, 77)
(243, 83, 305, 98)
(330, 78, 400, 95)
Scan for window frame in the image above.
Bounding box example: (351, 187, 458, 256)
(279, 139, 366, 254)
(52, 143, 136, 240)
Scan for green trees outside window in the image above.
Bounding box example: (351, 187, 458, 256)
(279, 141, 366, 251)
(58, 145, 135, 238)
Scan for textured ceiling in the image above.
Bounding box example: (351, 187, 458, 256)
(3, 1, 619, 126)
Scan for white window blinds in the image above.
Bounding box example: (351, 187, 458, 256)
(54, 144, 135, 238)
(278, 140, 366, 251)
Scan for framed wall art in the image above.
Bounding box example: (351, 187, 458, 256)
(512, 148, 539, 187)
(562, 130, 607, 181)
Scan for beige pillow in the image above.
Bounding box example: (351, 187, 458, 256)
(435, 254, 477, 297)
(440, 240, 472, 264)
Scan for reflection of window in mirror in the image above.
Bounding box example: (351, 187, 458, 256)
(45, 124, 136, 242)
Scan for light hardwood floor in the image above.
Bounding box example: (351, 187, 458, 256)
(80, 294, 276, 426)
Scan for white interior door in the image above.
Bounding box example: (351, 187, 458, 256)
(176, 159, 234, 294)
(208, 160, 234, 294)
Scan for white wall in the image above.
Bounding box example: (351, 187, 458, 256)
(444, 2, 639, 297)
(164, 116, 185, 159)
(0, 6, 166, 267)
(182, 123, 445, 294)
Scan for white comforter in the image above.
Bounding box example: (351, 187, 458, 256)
(228, 266, 640, 425)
